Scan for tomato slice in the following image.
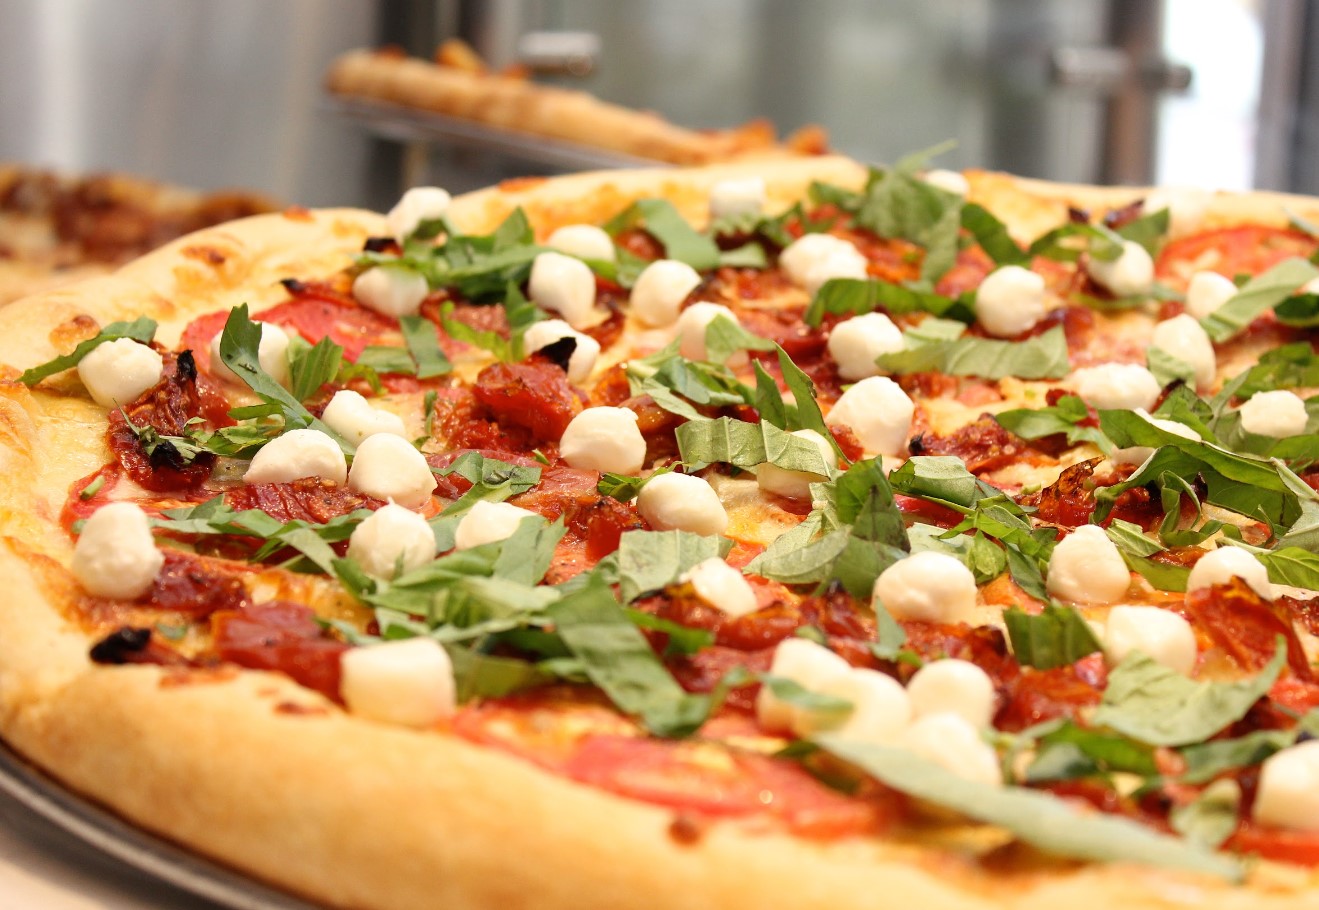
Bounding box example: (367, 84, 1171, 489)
(1230, 822, 1319, 866)
(1156, 226, 1318, 289)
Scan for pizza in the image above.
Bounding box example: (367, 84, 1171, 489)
(325, 43, 830, 166)
(4, 154, 1319, 910)
(0, 164, 276, 306)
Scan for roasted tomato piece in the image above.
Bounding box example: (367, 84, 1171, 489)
(471, 360, 582, 444)
(212, 602, 348, 702)
(226, 477, 384, 525)
(107, 351, 215, 492)
(1183, 578, 1313, 680)
(907, 415, 1038, 475)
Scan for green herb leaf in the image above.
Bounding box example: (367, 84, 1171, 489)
(703, 314, 775, 365)
(1022, 720, 1158, 783)
(625, 609, 715, 657)
(1003, 604, 1102, 670)
(604, 199, 720, 271)
(854, 165, 963, 284)
(802, 278, 975, 328)
(615, 528, 732, 603)
(676, 416, 835, 474)
(1232, 342, 1319, 398)
(1200, 258, 1319, 342)
(287, 336, 343, 402)
(875, 325, 1071, 381)
(1027, 221, 1125, 264)
(1115, 207, 1170, 256)
(1178, 728, 1298, 785)
(960, 203, 1029, 266)
(399, 314, 453, 378)
(995, 395, 1110, 450)
(1170, 779, 1241, 850)
(435, 452, 542, 516)
(19, 316, 157, 386)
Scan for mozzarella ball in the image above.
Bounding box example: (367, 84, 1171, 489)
(522, 318, 601, 384)
(559, 407, 646, 475)
(906, 659, 996, 729)
(546, 224, 616, 262)
(800, 668, 913, 744)
(825, 376, 914, 456)
(245, 429, 347, 485)
(630, 259, 702, 327)
(1142, 188, 1210, 237)
(1103, 606, 1197, 676)
(709, 176, 767, 219)
(923, 168, 970, 197)
(1069, 362, 1162, 411)
(348, 503, 438, 580)
(353, 266, 430, 318)
(1150, 314, 1217, 390)
(1239, 390, 1308, 439)
(340, 637, 456, 728)
(827, 312, 904, 381)
(679, 557, 758, 618)
(636, 472, 728, 537)
(974, 265, 1048, 338)
(77, 338, 163, 409)
(1254, 741, 1319, 832)
(1184, 271, 1239, 321)
(780, 233, 869, 296)
(321, 389, 408, 446)
(71, 502, 163, 600)
(529, 251, 600, 330)
(1111, 411, 1201, 465)
(756, 637, 852, 734)
(756, 429, 838, 500)
(386, 186, 452, 242)
(453, 500, 538, 550)
(872, 551, 978, 624)
(902, 713, 1003, 786)
(348, 433, 438, 509)
(208, 321, 291, 389)
(1046, 524, 1131, 605)
(1187, 546, 1273, 600)
(1086, 240, 1155, 298)
(675, 302, 743, 362)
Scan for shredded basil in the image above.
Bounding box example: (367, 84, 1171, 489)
(604, 199, 720, 271)
(802, 278, 974, 329)
(19, 316, 158, 387)
(615, 528, 732, 603)
(1200, 258, 1319, 342)
(676, 416, 836, 474)
(960, 202, 1029, 266)
(435, 452, 542, 516)
(875, 324, 1071, 381)
(1003, 604, 1102, 670)
(994, 395, 1110, 450)
(399, 314, 453, 378)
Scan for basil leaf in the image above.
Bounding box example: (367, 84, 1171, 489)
(825, 457, 908, 549)
(854, 168, 963, 284)
(1256, 545, 1319, 591)
(907, 525, 1007, 584)
(875, 325, 1071, 381)
(995, 395, 1110, 450)
(615, 529, 732, 604)
(717, 242, 768, 269)
(704, 313, 774, 365)
(1200, 258, 1319, 342)
(1178, 728, 1297, 785)
(1147, 346, 1197, 388)
(1028, 222, 1125, 263)
(817, 736, 1243, 881)
(625, 609, 715, 657)
(446, 645, 549, 703)
(1115, 207, 1170, 255)
(217, 305, 352, 452)
(287, 336, 343, 403)
(1170, 780, 1241, 850)
(888, 455, 989, 511)
(752, 360, 790, 430)
(745, 521, 853, 587)
(676, 417, 835, 474)
(19, 316, 158, 386)
(436, 452, 542, 516)
(960, 202, 1029, 266)
(604, 199, 719, 271)
(1023, 720, 1159, 783)
(546, 573, 710, 737)
(1094, 641, 1286, 747)
(1003, 604, 1102, 670)
(802, 278, 974, 328)
(761, 675, 853, 724)
(1232, 342, 1319, 398)
(493, 516, 567, 586)
(353, 345, 416, 377)
(774, 346, 835, 447)
(1274, 291, 1319, 328)
(598, 472, 649, 503)
(399, 314, 452, 378)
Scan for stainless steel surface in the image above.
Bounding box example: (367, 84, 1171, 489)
(0, 739, 320, 910)
(516, 30, 601, 77)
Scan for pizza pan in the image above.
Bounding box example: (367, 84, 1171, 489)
(0, 738, 322, 910)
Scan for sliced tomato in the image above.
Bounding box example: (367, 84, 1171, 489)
(211, 602, 348, 702)
(1156, 226, 1319, 289)
(1229, 822, 1319, 866)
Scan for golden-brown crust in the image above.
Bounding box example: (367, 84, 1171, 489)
(2, 162, 1319, 910)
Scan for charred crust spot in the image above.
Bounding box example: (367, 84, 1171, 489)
(363, 236, 397, 254)
(667, 813, 707, 845)
(907, 435, 927, 455)
(275, 701, 330, 717)
(176, 349, 197, 382)
(1067, 206, 1091, 224)
(539, 336, 578, 373)
(89, 627, 152, 664)
(282, 206, 314, 222)
(181, 245, 227, 266)
(280, 277, 309, 295)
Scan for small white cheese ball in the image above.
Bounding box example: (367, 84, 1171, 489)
(522, 318, 601, 384)
(1103, 605, 1198, 676)
(679, 557, 758, 618)
(799, 668, 913, 743)
(347, 503, 438, 580)
(780, 233, 869, 296)
(453, 500, 538, 550)
(827, 312, 904, 381)
(1187, 546, 1273, 600)
(1184, 271, 1239, 321)
(1086, 240, 1155, 298)
(906, 659, 996, 729)
(245, 428, 347, 485)
(386, 186, 452, 242)
(321, 389, 408, 446)
(709, 176, 767, 219)
(974, 265, 1048, 338)
(347, 433, 438, 509)
(352, 266, 430, 318)
(923, 168, 970, 197)
(872, 551, 978, 624)
(675, 301, 743, 362)
(546, 224, 616, 262)
(825, 376, 915, 456)
(340, 637, 456, 728)
(1111, 409, 1202, 466)
(1150, 314, 1217, 390)
(1142, 188, 1210, 237)
(1069, 362, 1162, 411)
(1046, 524, 1131, 605)
(1239, 390, 1308, 439)
(756, 637, 852, 734)
(1254, 740, 1319, 833)
(528, 251, 599, 330)
(756, 429, 837, 500)
(636, 472, 728, 537)
(72, 502, 163, 600)
(77, 338, 164, 409)
(559, 407, 646, 475)
(209, 321, 292, 389)
(630, 259, 702, 327)
(902, 712, 1003, 786)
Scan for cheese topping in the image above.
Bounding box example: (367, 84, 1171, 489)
(636, 473, 728, 537)
(630, 259, 701, 327)
(340, 637, 456, 728)
(72, 502, 164, 600)
(77, 338, 163, 409)
(559, 407, 646, 475)
(321, 389, 408, 446)
(348, 503, 438, 579)
(352, 266, 430, 318)
(528, 251, 600, 330)
(347, 434, 438, 509)
(244, 429, 347, 485)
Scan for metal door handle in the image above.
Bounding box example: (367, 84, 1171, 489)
(516, 31, 600, 77)
(1050, 46, 1192, 93)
